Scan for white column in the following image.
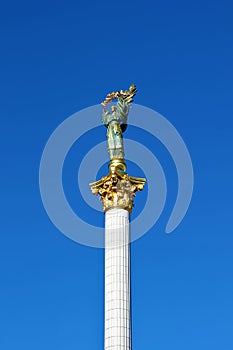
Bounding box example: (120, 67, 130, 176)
(105, 208, 131, 350)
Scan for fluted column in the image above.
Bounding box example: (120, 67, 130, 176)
(105, 208, 131, 350)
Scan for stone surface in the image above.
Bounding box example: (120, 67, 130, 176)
(105, 209, 131, 350)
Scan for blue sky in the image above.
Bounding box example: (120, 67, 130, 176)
(1, 0, 233, 349)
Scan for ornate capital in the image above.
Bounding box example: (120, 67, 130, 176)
(90, 161, 146, 214)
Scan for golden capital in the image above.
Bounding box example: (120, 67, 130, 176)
(89, 160, 146, 214)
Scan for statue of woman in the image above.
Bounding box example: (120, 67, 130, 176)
(102, 98, 129, 160)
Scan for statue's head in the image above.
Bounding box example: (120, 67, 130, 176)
(111, 106, 117, 112)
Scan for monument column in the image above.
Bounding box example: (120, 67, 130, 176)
(90, 85, 146, 350)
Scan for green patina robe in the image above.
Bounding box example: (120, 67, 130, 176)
(102, 99, 129, 160)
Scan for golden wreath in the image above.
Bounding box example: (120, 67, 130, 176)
(101, 84, 137, 108)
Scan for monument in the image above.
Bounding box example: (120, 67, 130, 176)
(90, 85, 146, 349)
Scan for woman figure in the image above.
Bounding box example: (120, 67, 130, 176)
(102, 98, 129, 160)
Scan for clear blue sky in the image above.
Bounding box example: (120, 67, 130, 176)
(1, 0, 233, 349)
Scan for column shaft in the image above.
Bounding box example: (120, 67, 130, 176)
(105, 209, 131, 350)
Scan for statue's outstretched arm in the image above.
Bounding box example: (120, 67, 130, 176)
(117, 98, 129, 124)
